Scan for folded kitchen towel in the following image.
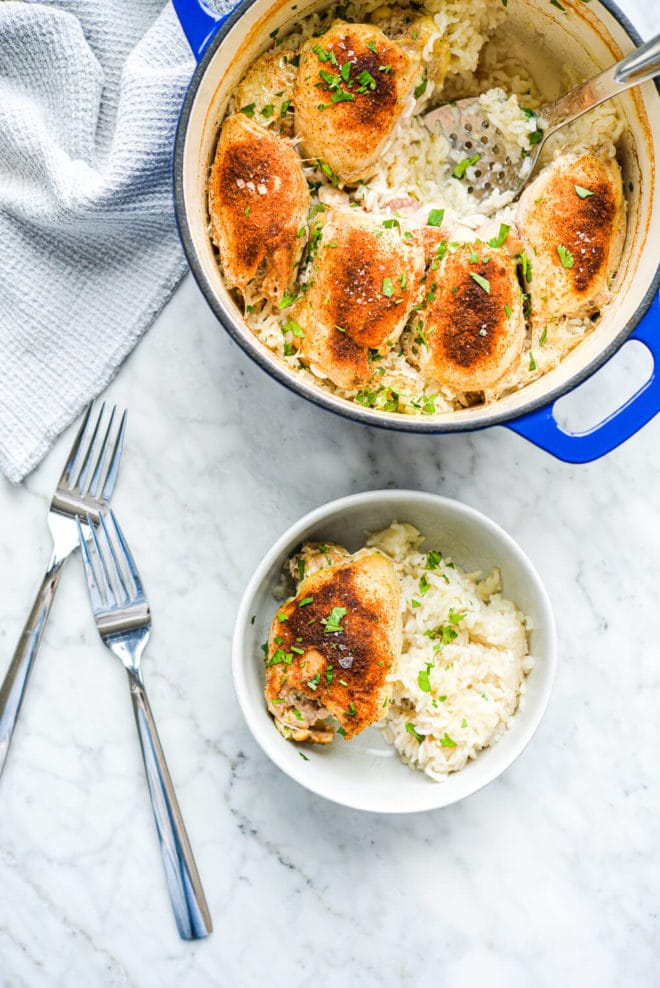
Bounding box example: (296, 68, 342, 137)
(0, 0, 204, 483)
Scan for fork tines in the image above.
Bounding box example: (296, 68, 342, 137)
(59, 402, 127, 503)
(78, 511, 146, 614)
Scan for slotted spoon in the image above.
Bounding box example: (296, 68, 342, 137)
(423, 32, 660, 211)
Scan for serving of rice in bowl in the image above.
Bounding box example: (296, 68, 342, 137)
(232, 491, 557, 812)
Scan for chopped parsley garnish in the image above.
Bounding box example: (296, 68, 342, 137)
(298, 558, 306, 581)
(261, 104, 274, 118)
(453, 153, 480, 179)
(356, 69, 377, 90)
(557, 244, 574, 268)
(340, 61, 351, 82)
(306, 672, 321, 691)
(339, 679, 348, 687)
(313, 43, 337, 65)
(292, 708, 304, 722)
(400, 272, 407, 290)
(367, 40, 377, 53)
(239, 103, 256, 117)
(267, 648, 289, 666)
(448, 608, 465, 625)
(382, 277, 394, 298)
(346, 702, 356, 717)
(427, 208, 444, 227)
(411, 599, 421, 608)
(280, 99, 291, 116)
(318, 159, 340, 186)
(383, 218, 400, 230)
(283, 319, 305, 338)
(488, 223, 510, 248)
(461, 718, 468, 728)
(417, 662, 434, 693)
(277, 612, 289, 622)
(518, 251, 532, 282)
(539, 326, 548, 346)
(244, 206, 251, 218)
(299, 751, 310, 761)
(326, 666, 334, 684)
(504, 304, 512, 318)
(405, 722, 424, 743)
(278, 293, 298, 309)
(291, 645, 305, 655)
(322, 605, 347, 633)
(529, 351, 537, 371)
(470, 251, 478, 264)
(575, 184, 594, 198)
(469, 272, 490, 294)
(550, 0, 566, 10)
(439, 732, 457, 748)
(413, 72, 428, 99)
(419, 574, 430, 596)
(426, 550, 442, 570)
(298, 596, 313, 607)
(336, 726, 347, 736)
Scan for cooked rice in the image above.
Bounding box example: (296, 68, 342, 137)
(219, 0, 626, 417)
(367, 522, 532, 781)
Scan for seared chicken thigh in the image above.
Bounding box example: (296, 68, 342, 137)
(413, 244, 525, 392)
(208, 113, 309, 300)
(264, 542, 402, 743)
(294, 21, 430, 184)
(516, 151, 625, 328)
(235, 50, 297, 131)
(292, 207, 425, 389)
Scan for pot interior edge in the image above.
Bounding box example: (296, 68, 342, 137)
(178, 0, 660, 430)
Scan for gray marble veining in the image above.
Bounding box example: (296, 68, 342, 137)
(1, 1, 660, 981)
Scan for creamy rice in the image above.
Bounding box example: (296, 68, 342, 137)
(221, 0, 626, 417)
(367, 522, 532, 781)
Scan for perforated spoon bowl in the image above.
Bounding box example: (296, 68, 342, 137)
(423, 32, 660, 211)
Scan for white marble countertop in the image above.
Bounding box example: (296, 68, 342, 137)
(1, 2, 659, 985)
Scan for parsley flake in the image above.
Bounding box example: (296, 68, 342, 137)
(575, 185, 594, 198)
(453, 153, 480, 179)
(488, 223, 510, 248)
(557, 244, 574, 268)
(406, 722, 424, 743)
(439, 732, 457, 748)
(469, 272, 490, 294)
(427, 208, 444, 227)
(382, 277, 394, 298)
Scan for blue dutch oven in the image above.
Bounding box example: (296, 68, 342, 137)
(172, 0, 660, 463)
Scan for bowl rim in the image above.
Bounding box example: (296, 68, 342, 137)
(173, 0, 660, 436)
(231, 489, 558, 813)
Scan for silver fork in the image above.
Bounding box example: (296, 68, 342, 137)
(77, 510, 212, 941)
(0, 402, 126, 776)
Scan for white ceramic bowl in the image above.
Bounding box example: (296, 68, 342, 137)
(232, 491, 556, 812)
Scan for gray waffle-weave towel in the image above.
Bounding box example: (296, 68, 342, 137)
(0, 0, 197, 483)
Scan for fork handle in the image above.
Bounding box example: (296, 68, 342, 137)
(127, 668, 213, 940)
(0, 554, 64, 777)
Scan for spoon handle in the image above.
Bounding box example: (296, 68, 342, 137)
(539, 32, 660, 137)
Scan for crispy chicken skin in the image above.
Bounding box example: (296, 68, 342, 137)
(208, 113, 309, 300)
(516, 151, 625, 327)
(293, 207, 425, 389)
(414, 245, 525, 392)
(234, 50, 297, 130)
(294, 21, 426, 185)
(264, 542, 402, 743)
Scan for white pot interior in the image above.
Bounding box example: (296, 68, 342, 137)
(179, 0, 659, 427)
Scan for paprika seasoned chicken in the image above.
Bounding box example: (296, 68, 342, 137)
(516, 151, 625, 328)
(292, 207, 426, 389)
(294, 19, 447, 185)
(411, 244, 525, 393)
(208, 113, 309, 300)
(264, 541, 402, 743)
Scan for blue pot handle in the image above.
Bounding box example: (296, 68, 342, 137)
(506, 290, 660, 463)
(172, 0, 229, 61)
